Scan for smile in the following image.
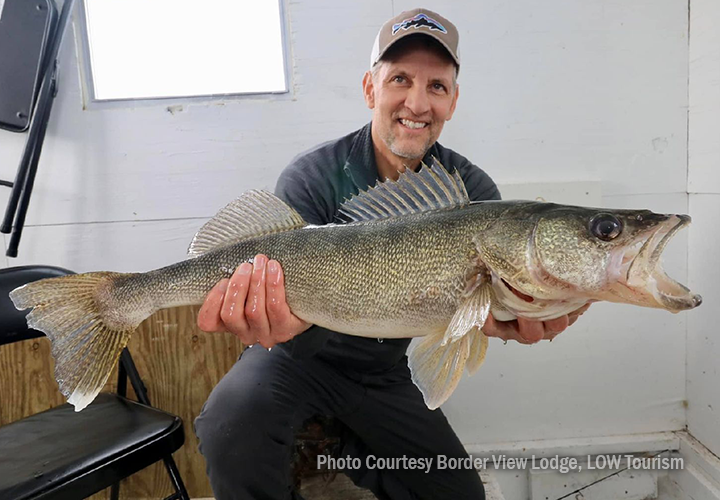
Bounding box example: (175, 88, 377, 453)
(399, 118, 428, 130)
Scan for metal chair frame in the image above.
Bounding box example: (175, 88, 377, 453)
(111, 349, 190, 500)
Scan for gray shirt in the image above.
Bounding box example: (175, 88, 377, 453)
(275, 122, 500, 371)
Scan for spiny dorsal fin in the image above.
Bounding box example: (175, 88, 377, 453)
(188, 190, 307, 257)
(338, 157, 469, 223)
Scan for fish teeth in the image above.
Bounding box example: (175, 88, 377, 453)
(400, 118, 427, 129)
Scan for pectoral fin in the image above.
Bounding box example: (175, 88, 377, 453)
(409, 283, 493, 409)
(442, 280, 492, 345)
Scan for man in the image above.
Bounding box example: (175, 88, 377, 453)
(194, 8, 588, 500)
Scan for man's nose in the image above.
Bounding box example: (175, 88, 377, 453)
(404, 85, 431, 116)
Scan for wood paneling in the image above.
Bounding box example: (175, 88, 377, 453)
(0, 334, 65, 424)
(0, 305, 245, 499)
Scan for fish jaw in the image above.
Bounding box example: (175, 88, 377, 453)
(599, 214, 702, 312)
(485, 271, 587, 321)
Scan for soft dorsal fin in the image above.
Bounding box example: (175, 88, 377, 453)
(338, 158, 469, 223)
(188, 190, 307, 257)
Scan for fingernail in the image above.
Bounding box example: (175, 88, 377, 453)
(218, 281, 229, 294)
(268, 260, 278, 274)
(237, 263, 251, 275)
(254, 255, 267, 270)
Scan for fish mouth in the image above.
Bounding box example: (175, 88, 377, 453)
(609, 214, 701, 312)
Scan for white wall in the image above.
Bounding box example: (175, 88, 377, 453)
(687, 0, 720, 459)
(0, 0, 691, 445)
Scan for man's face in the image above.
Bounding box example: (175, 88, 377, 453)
(363, 43, 459, 161)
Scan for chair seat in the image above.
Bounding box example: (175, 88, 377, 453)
(0, 393, 185, 500)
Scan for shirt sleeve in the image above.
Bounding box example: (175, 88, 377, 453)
(274, 164, 330, 225)
(454, 155, 501, 201)
(459, 162, 502, 202)
(437, 146, 501, 202)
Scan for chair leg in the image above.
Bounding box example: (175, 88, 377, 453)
(118, 349, 189, 499)
(110, 481, 120, 500)
(163, 455, 190, 500)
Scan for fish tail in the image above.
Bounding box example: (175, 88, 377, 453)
(10, 271, 144, 411)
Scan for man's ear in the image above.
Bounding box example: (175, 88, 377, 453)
(362, 71, 375, 109)
(446, 83, 459, 121)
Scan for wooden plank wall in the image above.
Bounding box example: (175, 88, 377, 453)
(0, 305, 245, 499)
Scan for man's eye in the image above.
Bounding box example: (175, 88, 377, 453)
(432, 83, 447, 92)
(392, 76, 406, 83)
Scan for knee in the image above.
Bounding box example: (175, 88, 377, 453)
(194, 378, 276, 463)
(194, 382, 297, 498)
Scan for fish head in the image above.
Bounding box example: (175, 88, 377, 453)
(476, 203, 701, 314)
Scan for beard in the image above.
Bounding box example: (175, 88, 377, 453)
(383, 125, 435, 160)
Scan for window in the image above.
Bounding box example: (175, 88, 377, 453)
(80, 0, 288, 101)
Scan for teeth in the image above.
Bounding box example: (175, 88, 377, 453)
(400, 119, 427, 129)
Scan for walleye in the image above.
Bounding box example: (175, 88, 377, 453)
(10, 160, 701, 411)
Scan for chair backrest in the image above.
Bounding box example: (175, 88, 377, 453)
(0, 265, 73, 346)
(0, 0, 58, 132)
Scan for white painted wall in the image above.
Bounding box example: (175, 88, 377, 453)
(687, 0, 720, 459)
(0, 0, 691, 445)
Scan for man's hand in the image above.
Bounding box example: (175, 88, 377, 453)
(482, 303, 591, 344)
(197, 254, 311, 348)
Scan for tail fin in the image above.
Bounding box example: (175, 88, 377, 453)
(10, 272, 138, 411)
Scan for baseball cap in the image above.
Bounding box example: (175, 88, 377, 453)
(370, 8, 460, 69)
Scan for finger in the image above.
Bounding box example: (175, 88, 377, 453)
(543, 315, 569, 338)
(516, 317, 545, 344)
(266, 260, 295, 345)
(503, 322, 537, 345)
(220, 263, 252, 343)
(246, 254, 271, 347)
(197, 279, 230, 333)
(483, 315, 535, 345)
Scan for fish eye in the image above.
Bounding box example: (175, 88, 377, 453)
(589, 213, 623, 241)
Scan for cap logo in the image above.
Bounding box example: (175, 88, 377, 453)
(391, 13, 447, 35)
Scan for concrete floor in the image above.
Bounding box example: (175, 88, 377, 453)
(299, 471, 504, 500)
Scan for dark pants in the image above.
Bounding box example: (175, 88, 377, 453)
(194, 345, 485, 500)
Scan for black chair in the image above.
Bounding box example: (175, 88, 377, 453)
(0, 266, 189, 500)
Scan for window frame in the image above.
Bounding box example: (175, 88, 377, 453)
(73, 0, 293, 108)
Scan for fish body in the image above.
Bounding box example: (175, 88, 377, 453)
(10, 161, 702, 411)
(129, 201, 503, 338)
